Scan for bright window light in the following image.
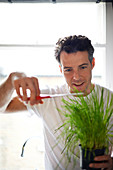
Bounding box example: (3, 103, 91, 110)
(0, 3, 105, 44)
(0, 2, 106, 86)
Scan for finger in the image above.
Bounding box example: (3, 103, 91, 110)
(32, 77, 40, 96)
(14, 79, 22, 99)
(10, 72, 26, 87)
(25, 78, 39, 105)
(31, 77, 43, 104)
(94, 155, 110, 161)
(14, 78, 29, 102)
(21, 82, 28, 102)
(89, 162, 109, 169)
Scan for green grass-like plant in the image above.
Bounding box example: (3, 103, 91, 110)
(56, 87, 113, 164)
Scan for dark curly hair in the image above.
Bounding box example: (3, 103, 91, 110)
(55, 35, 94, 65)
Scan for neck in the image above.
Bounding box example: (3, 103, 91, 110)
(84, 83, 95, 95)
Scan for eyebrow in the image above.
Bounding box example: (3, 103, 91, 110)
(63, 67, 72, 69)
(63, 63, 89, 69)
(79, 63, 89, 67)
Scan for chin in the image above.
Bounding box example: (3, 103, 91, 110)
(70, 88, 83, 93)
(71, 85, 85, 93)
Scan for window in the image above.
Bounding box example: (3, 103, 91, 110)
(0, 2, 106, 85)
(0, 2, 106, 170)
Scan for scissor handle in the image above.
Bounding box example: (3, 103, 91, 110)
(27, 95, 51, 100)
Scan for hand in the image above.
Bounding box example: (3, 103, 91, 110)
(9, 72, 26, 86)
(89, 155, 113, 170)
(0, 72, 27, 112)
(14, 76, 43, 105)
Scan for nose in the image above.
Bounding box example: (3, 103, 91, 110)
(73, 70, 80, 80)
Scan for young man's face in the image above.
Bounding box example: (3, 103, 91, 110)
(60, 51, 95, 94)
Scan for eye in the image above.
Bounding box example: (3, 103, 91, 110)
(64, 68, 73, 72)
(80, 66, 87, 70)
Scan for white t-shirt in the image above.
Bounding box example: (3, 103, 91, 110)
(27, 83, 113, 170)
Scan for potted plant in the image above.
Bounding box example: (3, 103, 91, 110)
(56, 87, 113, 169)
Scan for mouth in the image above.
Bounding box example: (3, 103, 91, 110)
(69, 82, 85, 93)
(72, 82, 84, 87)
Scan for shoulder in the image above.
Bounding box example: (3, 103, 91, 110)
(94, 84, 113, 100)
(95, 84, 113, 93)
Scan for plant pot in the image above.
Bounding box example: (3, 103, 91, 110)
(79, 145, 106, 170)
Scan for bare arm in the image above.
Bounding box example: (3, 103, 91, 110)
(0, 72, 43, 113)
(0, 72, 26, 112)
(6, 97, 27, 113)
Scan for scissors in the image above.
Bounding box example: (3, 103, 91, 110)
(27, 93, 83, 100)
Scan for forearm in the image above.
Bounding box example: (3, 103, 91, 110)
(0, 73, 14, 112)
(6, 97, 27, 113)
(0, 72, 26, 112)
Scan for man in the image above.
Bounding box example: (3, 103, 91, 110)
(1, 35, 113, 169)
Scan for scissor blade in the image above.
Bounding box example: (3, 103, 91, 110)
(49, 93, 83, 98)
(27, 93, 83, 100)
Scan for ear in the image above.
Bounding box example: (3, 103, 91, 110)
(92, 57, 95, 69)
(59, 65, 62, 73)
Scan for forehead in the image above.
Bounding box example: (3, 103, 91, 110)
(60, 51, 90, 66)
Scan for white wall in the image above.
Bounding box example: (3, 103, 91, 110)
(106, 3, 113, 91)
